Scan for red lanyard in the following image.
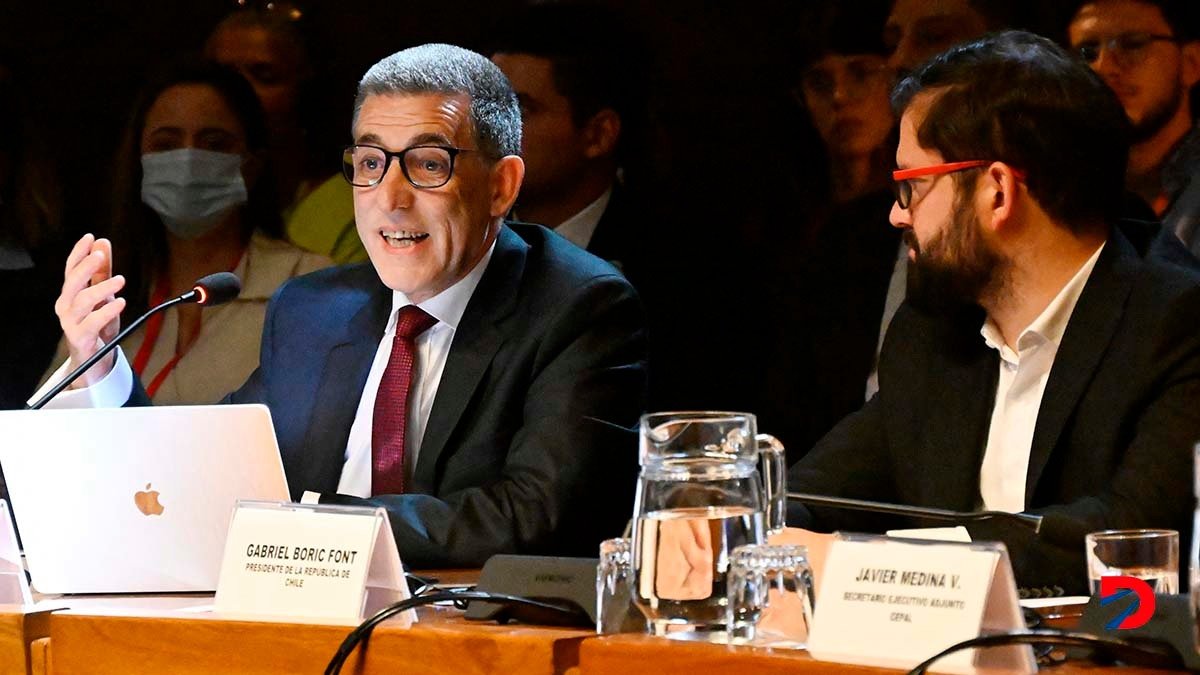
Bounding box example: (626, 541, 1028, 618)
(131, 281, 191, 399)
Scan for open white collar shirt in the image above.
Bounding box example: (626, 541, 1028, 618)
(977, 243, 1104, 512)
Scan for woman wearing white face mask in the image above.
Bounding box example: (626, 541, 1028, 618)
(40, 61, 330, 405)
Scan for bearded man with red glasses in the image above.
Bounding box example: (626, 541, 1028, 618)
(785, 30, 1200, 595)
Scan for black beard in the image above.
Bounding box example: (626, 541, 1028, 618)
(906, 194, 1007, 314)
(1130, 85, 1184, 143)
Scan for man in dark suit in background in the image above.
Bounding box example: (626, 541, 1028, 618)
(42, 44, 647, 568)
(785, 31, 1200, 594)
(489, 5, 643, 280)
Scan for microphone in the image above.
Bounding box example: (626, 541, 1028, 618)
(27, 272, 241, 410)
(787, 491, 1043, 533)
(185, 271, 241, 307)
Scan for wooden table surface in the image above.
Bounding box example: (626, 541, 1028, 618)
(7, 569, 1191, 675)
(0, 605, 53, 675)
(45, 581, 592, 675)
(578, 633, 1183, 675)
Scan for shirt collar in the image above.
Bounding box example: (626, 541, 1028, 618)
(387, 236, 497, 333)
(554, 187, 612, 249)
(980, 241, 1105, 359)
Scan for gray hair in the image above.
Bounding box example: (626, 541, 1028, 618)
(354, 43, 522, 158)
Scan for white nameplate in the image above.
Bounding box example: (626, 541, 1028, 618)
(0, 501, 31, 605)
(808, 534, 1034, 674)
(214, 500, 413, 625)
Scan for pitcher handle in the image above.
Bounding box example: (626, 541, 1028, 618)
(756, 433, 786, 535)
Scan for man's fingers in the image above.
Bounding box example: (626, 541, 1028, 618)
(59, 250, 112, 314)
(89, 238, 113, 287)
(64, 275, 125, 323)
(76, 297, 125, 337)
(59, 249, 115, 317)
(63, 234, 95, 278)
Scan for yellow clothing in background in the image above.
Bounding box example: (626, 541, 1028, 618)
(285, 174, 366, 264)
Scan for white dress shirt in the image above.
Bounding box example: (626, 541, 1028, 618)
(32, 240, 497, 500)
(336, 241, 495, 496)
(552, 188, 611, 249)
(977, 243, 1104, 512)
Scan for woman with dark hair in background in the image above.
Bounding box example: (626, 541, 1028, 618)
(760, 1, 902, 462)
(0, 58, 66, 409)
(41, 61, 329, 405)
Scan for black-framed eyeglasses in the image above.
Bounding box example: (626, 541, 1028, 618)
(341, 144, 473, 189)
(1073, 32, 1180, 68)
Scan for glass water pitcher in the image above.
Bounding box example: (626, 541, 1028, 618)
(631, 411, 786, 637)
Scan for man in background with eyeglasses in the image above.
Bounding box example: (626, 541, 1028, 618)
(41, 44, 648, 569)
(784, 31, 1200, 594)
(1067, 0, 1200, 254)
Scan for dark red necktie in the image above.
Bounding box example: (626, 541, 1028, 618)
(371, 305, 438, 496)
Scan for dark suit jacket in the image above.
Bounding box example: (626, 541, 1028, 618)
(585, 183, 630, 266)
(213, 223, 647, 568)
(584, 183, 653, 294)
(787, 226, 1200, 594)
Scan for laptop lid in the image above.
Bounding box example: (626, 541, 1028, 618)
(0, 404, 290, 594)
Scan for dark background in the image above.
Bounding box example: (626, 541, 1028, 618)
(0, 1, 830, 237)
(1, 0, 1083, 414)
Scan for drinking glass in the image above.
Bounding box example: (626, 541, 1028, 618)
(596, 537, 646, 634)
(631, 411, 786, 638)
(726, 544, 814, 649)
(1086, 529, 1179, 595)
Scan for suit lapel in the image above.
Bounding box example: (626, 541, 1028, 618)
(297, 273, 392, 494)
(412, 226, 527, 490)
(916, 311, 998, 511)
(1024, 232, 1138, 503)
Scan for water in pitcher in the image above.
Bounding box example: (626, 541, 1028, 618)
(634, 505, 764, 631)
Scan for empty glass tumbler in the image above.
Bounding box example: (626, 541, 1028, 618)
(597, 537, 646, 634)
(726, 544, 815, 649)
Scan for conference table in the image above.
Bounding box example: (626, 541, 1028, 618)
(0, 572, 1184, 675)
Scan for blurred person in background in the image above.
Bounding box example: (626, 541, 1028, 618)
(1067, 0, 1200, 254)
(205, 2, 363, 263)
(762, 1, 899, 460)
(489, 4, 646, 282)
(41, 61, 329, 404)
(0, 57, 65, 409)
(884, 0, 1027, 73)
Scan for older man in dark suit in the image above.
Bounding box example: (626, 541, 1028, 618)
(786, 31, 1200, 594)
(42, 44, 647, 568)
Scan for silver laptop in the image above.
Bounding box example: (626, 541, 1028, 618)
(0, 404, 290, 594)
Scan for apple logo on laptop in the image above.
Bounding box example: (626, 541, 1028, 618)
(134, 483, 165, 516)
